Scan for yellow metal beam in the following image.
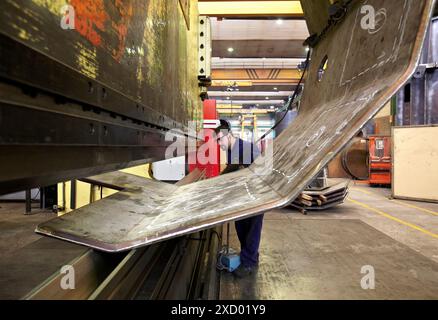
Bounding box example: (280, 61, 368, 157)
(211, 80, 253, 87)
(218, 108, 273, 114)
(211, 68, 303, 86)
(212, 69, 302, 81)
(198, 1, 303, 17)
(217, 104, 243, 109)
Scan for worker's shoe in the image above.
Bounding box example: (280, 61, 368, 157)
(233, 264, 256, 278)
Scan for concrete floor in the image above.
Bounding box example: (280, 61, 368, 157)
(0, 203, 54, 256)
(0, 203, 88, 299)
(220, 182, 438, 300)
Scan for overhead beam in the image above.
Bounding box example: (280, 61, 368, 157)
(208, 91, 292, 96)
(212, 69, 303, 82)
(215, 99, 285, 105)
(198, 0, 304, 17)
(217, 109, 274, 114)
(213, 40, 308, 58)
(212, 58, 305, 69)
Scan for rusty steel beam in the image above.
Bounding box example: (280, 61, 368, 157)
(37, 0, 436, 252)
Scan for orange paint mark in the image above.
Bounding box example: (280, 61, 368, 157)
(112, 0, 133, 61)
(69, 0, 133, 62)
(70, 0, 108, 47)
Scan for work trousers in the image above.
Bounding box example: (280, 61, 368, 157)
(235, 214, 264, 267)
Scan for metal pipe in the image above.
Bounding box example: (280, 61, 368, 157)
(70, 180, 76, 210)
(25, 189, 31, 214)
(39, 187, 44, 209)
(226, 223, 230, 255)
(62, 182, 66, 211)
(410, 78, 426, 125)
(395, 89, 405, 126)
(426, 18, 438, 124)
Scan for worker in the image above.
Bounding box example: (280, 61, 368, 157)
(214, 119, 264, 278)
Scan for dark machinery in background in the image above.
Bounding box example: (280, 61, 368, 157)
(395, 17, 438, 126)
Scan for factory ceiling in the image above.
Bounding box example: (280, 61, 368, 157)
(201, 1, 310, 112)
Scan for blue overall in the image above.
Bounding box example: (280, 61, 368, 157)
(228, 138, 264, 268)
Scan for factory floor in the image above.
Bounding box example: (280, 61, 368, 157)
(1, 183, 437, 300)
(220, 182, 438, 300)
(0, 203, 88, 299)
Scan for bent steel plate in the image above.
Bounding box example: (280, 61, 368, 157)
(37, 0, 435, 252)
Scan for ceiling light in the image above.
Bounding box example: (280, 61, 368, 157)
(274, 87, 278, 90)
(226, 97, 230, 100)
(276, 19, 283, 25)
(265, 97, 269, 100)
(227, 47, 234, 53)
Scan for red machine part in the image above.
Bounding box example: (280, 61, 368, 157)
(368, 136, 392, 185)
(189, 100, 221, 178)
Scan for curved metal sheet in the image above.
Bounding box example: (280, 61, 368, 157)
(37, 0, 436, 252)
